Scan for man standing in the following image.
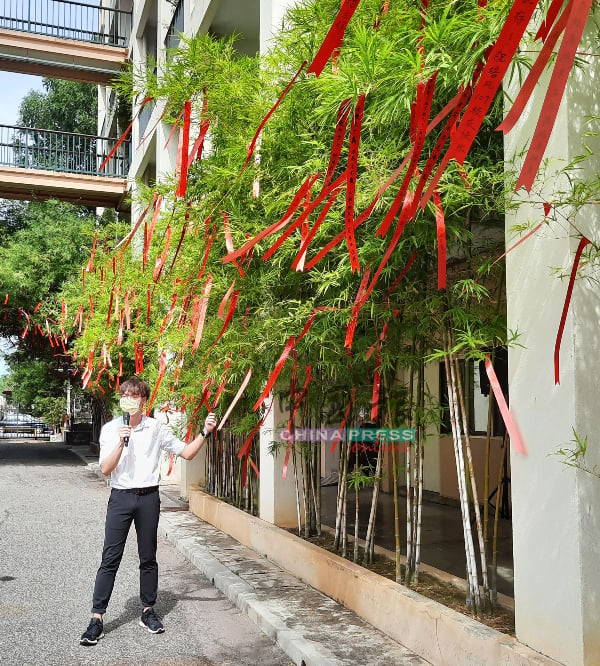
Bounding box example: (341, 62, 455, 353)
(80, 376, 217, 646)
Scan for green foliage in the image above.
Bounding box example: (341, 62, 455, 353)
(18, 79, 98, 134)
(54, 0, 533, 430)
(553, 429, 600, 479)
(33, 396, 65, 428)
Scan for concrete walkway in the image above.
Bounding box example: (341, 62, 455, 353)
(0, 440, 428, 665)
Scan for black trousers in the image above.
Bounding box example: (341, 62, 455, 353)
(91, 488, 160, 614)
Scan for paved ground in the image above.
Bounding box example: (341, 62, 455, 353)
(0, 440, 429, 666)
(0, 441, 291, 666)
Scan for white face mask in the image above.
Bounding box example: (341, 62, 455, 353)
(119, 396, 142, 415)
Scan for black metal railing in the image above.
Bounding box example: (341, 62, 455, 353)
(0, 0, 131, 47)
(0, 124, 130, 178)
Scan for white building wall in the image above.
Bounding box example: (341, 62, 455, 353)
(505, 16, 600, 665)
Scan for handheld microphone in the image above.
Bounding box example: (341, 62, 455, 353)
(123, 412, 130, 446)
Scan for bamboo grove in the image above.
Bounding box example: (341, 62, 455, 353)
(26, 0, 599, 615)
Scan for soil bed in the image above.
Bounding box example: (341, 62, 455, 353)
(290, 529, 515, 636)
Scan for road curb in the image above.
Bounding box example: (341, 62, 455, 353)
(158, 512, 345, 666)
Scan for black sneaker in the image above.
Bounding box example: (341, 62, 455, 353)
(139, 607, 164, 634)
(80, 617, 104, 646)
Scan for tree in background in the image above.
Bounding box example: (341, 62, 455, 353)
(18, 78, 98, 134)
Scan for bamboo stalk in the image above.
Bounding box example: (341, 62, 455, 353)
(453, 353, 491, 610)
(444, 334, 480, 613)
(354, 444, 360, 562)
(334, 436, 347, 550)
(363, 441, 383, 565)
(405, 339, 416, 584)
(413, 359, 425, 584)
(384, 373, 402, 583)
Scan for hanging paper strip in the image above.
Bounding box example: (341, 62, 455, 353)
(146, 351, 168, 414)
(213, 358, 232, 408)
(492, 222, 544, 266)
(168, 223, 188, 275)
(330, 387, 356, 452)
(217, 368, 253, 430)
(433, 191, 447, 290)
(242, 60, 307, 172)
(86, 233, 97, 273)
(554, 236, 590, 384)
(344, 267, 371, 350)
(387, 252, 417, 298)
(373, 0, 390, 29)
(376, 73, 438, 238)
(192, 275, 214, 353)
(323, 98, 352, 190)
(159, 294, 178, 335)
(138, 102, 169, 148)
(99, 96, 153, 172)
(175, 100, 192, 199)
(448, 1, 540, 167)
(287, 366, 313, 429)
(153, 225, 173, 283)
(164, 106, 185, 149)
(292, 184, 344, 271)
(116, 198, 154, 255)
(223, 173, 321, 264)
(207, 290, 239, 353)
(190, 88, 210, 162)
(198, 230, 216, 279)
(217, 280, 237, 320)
(535, 0, 566, 41)
(253, 336, 296, 411)
(221, 211, 245, 277)
(307, 0, 361, 77)
(143, 195, 162, 267)
(485, 356, 527, 454)
(498, 2, 572, 136)
(344, 94, 365, 272)
(515, 0, 592, 192)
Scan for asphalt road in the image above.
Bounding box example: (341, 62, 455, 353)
(0, 440, 291, 666)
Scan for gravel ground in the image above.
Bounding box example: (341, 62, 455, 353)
(0, 440, 291, 666)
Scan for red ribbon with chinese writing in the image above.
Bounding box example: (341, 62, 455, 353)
(345, 94, 365, 272)
(307, 0, 361, 77)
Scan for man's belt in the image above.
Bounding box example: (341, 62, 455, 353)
(115, 486, 159, 495)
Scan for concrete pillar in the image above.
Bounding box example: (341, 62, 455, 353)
(505, 16, 600, 665)
(179, 447, 207, 500)
(260, 0, 297, 54)
(259, 396, 303, 527)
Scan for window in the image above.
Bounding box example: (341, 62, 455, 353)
(439, 348, 507, 436)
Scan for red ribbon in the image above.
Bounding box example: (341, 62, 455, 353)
(515, 0, 592, 192)
(345, 94, 365, 272)
(192, 276, 213, 353)
(535, 0, 565, 41)
(217, 368, 253, 430)
(485, 356, 527, 454)
(344, 267, 371, 350)
(498, 2, 572, 136)
(434, 191, 446, 290)
(208, 290, 239, 352)
(146, 351, 168, 414)
(370, 350, 382, 421)
(554, 236, 590, 384)
(217, 279, 237, 320)
(99, 96, 153, 172)
(448, 1, 539, 167)
(323, 98, 351, 189)
(223, 173, 321, 264)
(242, 61, 307, 172)
(253, 336, 296, 411)
(176, 100, 192, 198)
(221, 211, 245, 277)
(144, 194, 162, 267)
(307, 0, 361, 77)
(153, 225, 173, 283)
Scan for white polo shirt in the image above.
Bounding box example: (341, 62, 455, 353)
(99, 414, 186, 489)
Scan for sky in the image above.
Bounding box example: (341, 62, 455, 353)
(0, 71, 45, 126)
(0, 71, 45, 376)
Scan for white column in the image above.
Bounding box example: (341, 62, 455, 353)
(260, 0, 297, 54)
(505, 16, 600, 665)
(179, 447, 207, 500)
(259, 396, 302, 527)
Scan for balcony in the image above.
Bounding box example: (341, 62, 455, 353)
(0, 124, 130, 208)
(0, 1, 131, 84)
